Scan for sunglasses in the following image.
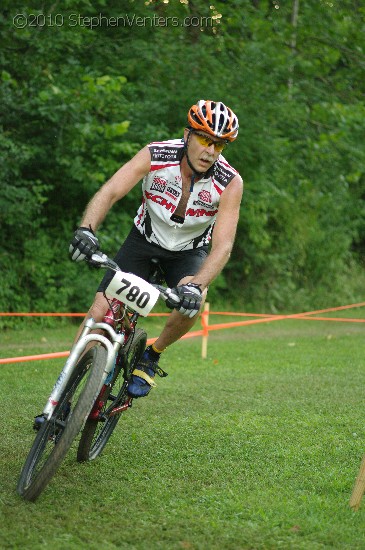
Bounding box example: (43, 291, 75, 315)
(193, 132, 227, 153)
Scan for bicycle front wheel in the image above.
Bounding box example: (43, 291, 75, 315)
(17, 345, 107, 501)
(77, 328, 147, 462)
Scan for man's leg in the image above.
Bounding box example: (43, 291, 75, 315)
(127, 276, 207, 398)
(72, 292, 110, 345)
(153, 276, 207, 349)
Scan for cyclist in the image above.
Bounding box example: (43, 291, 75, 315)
(69, 100, 243, 398)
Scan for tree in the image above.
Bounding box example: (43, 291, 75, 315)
(1, 0, 364, 318)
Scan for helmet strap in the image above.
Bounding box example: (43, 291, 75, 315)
(189, 174, 196, 193)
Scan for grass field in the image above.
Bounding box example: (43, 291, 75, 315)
(1, 310, 365, 549)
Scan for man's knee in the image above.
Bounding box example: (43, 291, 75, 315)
(87, 292, 109, 322)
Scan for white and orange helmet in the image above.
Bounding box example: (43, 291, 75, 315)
(188, 100, 239, 142)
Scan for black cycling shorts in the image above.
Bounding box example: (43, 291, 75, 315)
(97, 225, 208, 292)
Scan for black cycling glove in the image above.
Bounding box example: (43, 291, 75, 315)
(69, 226, 100, 262)
(166, 283, 203, 318)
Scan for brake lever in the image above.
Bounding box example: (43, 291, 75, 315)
(154, 284, 180, 306)
(88, 253, 119, 271)
(153, 284, 169, 301)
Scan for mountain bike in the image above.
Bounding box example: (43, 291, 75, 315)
(17, 252, 171, 502)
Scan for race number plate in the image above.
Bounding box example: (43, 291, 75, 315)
(105, 271, 160, 316)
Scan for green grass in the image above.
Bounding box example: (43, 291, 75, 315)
(1, 313, 365, 549)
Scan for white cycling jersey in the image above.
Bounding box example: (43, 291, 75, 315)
(134, 138, 239, 251)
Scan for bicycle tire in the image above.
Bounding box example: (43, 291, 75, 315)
(77, 328, 147, 462)
(17, 345, 107, 501)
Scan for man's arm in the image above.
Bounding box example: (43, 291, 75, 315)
(190, 174, 243, 289)
(80, 146, 151, 230)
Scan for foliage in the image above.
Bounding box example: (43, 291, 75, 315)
(0, 0, 364, 314)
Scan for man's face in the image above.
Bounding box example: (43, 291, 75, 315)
(184, 129, 227, 172)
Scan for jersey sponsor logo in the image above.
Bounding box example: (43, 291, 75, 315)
(145, 191, 217, 218)
(150, 176, 167, 193)
(192, 200, 216, 210)
(164, 178, 180, 189)
(153, 147, 178, 155)
(198, 190, 212, 204)
(145, 190, 176, 213)
(153, 152, 178, 160)
(151, 147, 179, 162)
(186, 207, 218, 218)
(214, 161, 236, 186)
(166, 186, 179, 199)
(193, 190, 214, 209)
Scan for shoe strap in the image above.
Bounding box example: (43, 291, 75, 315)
(132, 368, 157, 388)
(155, 366, 168, 378)
(139, 357, 169, 378)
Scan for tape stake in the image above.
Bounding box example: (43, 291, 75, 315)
(350, 454, 365, 510)
(201, 303, 210, 359)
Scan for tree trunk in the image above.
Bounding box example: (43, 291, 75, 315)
(288, 0, 300, 98)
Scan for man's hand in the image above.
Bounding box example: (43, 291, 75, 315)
(165, 283, 203, 318)
(69, 226, 100, 262)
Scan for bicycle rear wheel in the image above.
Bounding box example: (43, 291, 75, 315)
(17, 345, 107, 501)
(77, 328, 147, 462)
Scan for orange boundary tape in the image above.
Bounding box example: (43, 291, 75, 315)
(0, 332, 204, 365)
(0, 312, 170, 317)
(1, 301, 364, 365)
(1, 301, 364, 318)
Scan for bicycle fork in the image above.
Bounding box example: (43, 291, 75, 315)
(42, 318, 124, 421)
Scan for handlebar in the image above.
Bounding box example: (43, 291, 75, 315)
(87, 252, 174, 304)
